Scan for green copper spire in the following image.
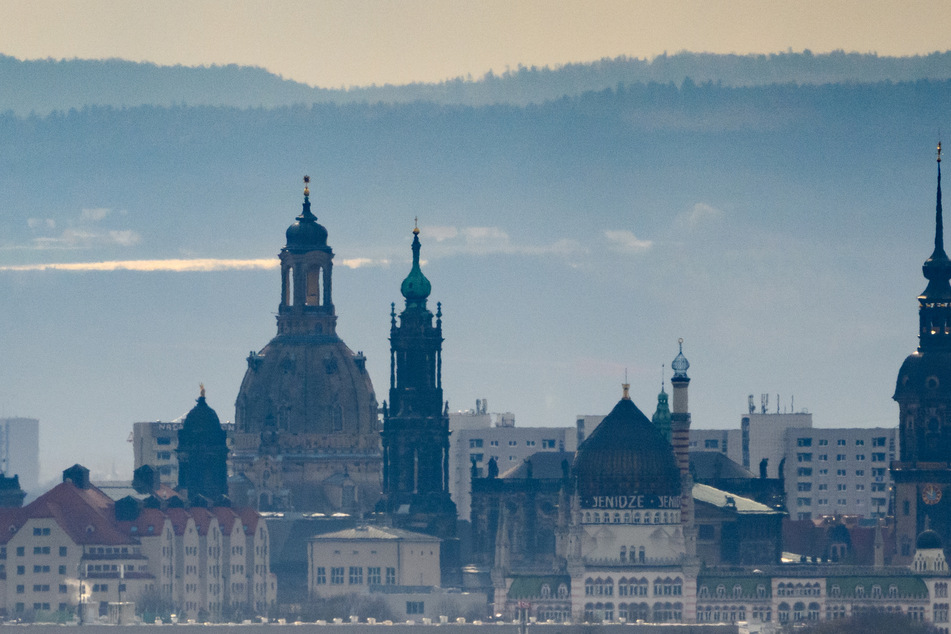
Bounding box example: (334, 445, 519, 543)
(400, 221, 432, 308)
(652, 375, 672, 443)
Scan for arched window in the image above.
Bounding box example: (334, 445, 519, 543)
(633, 512, 641, 524)
(557, 584, 568, 599)
(808, 602, 820, 620)
(619, 546, 627, 563)
(624, 512, 630, 523)
(778, 602, 790, 623)
(733, 584, 743, 598)
(585, 578, 594, 596)
(872, 585, 882, 599)
(716, 584, 726, 599)
(540, 584, 551, 598)
(793, 601, 805, 621)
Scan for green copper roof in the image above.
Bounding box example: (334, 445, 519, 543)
(507, 575, 571, 599)
(825, 576, 928, 599)
(401, 230, 431, 307)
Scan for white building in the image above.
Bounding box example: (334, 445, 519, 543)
(784, 427, 898, 521)
(0, 418, 39, 495)
(449, 404, 573, 521)
(0, 464, 274, 622)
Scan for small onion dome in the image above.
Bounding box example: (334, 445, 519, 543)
(285, 183, 329, 252)
(572, 395, 680, 499)
(671, 338, 689, 381)
(400, 229, 431, 305)
(917, 529, 943, 550)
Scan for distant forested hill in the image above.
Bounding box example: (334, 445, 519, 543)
(1, 77, 947, 264)
(2, 50, 951, 115)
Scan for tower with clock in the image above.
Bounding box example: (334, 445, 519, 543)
(893, 144, 951, 562)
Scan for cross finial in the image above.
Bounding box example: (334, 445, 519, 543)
(413, 216, 419, 235)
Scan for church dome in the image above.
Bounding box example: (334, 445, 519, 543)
(180, 390, 225, 442)
(917, 529, 943, 550)
(572, 392, 681, 499)
(285, 179, 329, 252)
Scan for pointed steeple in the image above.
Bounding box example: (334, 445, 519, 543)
(400, 221, 432, 308)
(921, 142, 951, 302)
(652, 376, 672, 444)
(917, 144, 951, 352)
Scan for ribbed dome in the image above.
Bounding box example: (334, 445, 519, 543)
(572, 396, 681, 499)
(285, 195, 329, 252)
(917, 529, 943, 550)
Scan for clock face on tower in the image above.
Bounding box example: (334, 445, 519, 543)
(923, 484, 943, 505)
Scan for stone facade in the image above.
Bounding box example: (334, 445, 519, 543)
(231, 180, 380, 514)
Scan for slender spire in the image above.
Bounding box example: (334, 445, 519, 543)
(934, 142, 943, 257)
(921, 142, 951, 301)
(299, 175, 316, 221)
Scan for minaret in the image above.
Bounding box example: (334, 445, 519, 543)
(381, 223, 457, 538)
(670, 339, 695, 556)
(276, 175, 336, 337)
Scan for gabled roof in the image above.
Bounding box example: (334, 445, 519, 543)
(0, 480, 134, 546)
(500, 451, 573, 480)
(312, 525, 440, 542)
(693, 483, 779, 514)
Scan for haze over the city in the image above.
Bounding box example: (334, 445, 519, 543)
(0, 1, 950, 484)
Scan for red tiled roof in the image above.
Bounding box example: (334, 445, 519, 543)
(0, 481, 133, 546)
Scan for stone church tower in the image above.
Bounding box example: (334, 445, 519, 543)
(231, 177, 380, 513)
(893, 144, 951, 562)
(381, 226, 457, 540)
(177, 385, 228, 504)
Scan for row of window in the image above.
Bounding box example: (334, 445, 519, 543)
(798, 482, 885, 492)
(468, 439, 558, 448)
(798, 467, 888, 478)
(585, 577, 682, 597)
(314, 566, 397, 585)
(797, 437, 889, 447)
(582, 511, 678, 525)
(3, 546, 69, 557)
(796, 453, 889, 462)
(13, 565, 68, 575)
(582, 601, 682, 623)
(797, 498, 887, 507)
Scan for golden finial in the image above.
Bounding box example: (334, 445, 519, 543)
(303, 175, 310, 197)
(199, 383, 205, 398)
(622, 383, 631, 400)
(939, 142, 943, 164)
(413, 216, 420, 235)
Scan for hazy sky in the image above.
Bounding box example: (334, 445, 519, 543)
(2, 1, 951, 87)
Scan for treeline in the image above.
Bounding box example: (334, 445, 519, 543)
(2, 50, 951, 115)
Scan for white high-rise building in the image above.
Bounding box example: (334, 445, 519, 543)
(0, 418, 39, 495)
